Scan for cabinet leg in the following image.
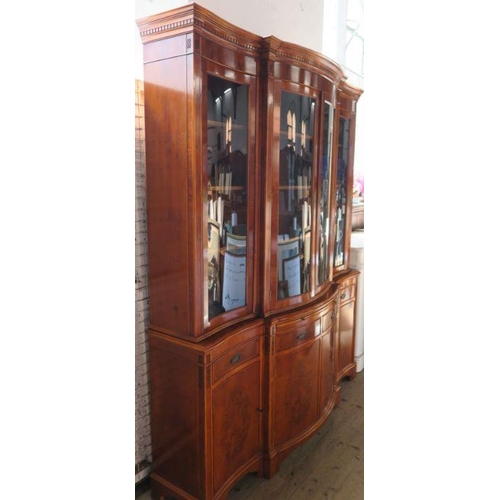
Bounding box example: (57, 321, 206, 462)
(347, 364, 357, 381)
(263, 453, 280, 479)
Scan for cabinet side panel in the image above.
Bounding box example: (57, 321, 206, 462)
(149, 342, 202, 498)
(143, 55, 192, 336)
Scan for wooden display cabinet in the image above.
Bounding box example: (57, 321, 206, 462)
(137, 4, 363, 499)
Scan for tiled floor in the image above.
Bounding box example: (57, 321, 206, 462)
(136, 371, 364, 500)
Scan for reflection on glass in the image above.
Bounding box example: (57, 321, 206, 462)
(318, 102, 334, 285)
(206, 75, 248, 319)
(334, 117, 350, 267)
(277, 91, 316, 300)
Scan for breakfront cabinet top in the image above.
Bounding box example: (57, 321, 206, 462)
(136, 2, 262, 50)
(137, 3, 363, 342)
(261, 35, 345, 85)
(137, 3, 362, 94)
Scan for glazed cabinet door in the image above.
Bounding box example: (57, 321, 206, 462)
(316, 100, 335, 290)
(333, 114, 351, 270)
(333, 86, 361, 274)
(273, 87, 318, 308)
(203, 65, 258, 334)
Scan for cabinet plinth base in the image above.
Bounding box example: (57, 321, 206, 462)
(151, 473, 197, 500)
(336, 362, 357, 385)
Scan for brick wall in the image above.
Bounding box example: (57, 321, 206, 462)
(135, 79, 152, 483)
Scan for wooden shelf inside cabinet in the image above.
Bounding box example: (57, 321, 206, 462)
(208, 120, 246, 130)
(280, 131, 314, 140)
(209, 186, 245, 192)
(278, 186, 311, 190)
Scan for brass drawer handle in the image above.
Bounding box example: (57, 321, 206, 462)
(230, 353, 241, 364)
(297, 332, 307, 340)
(341, 293, 347, 299)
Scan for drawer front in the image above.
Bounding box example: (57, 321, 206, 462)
(339, 285, 355, 304)
(321, 308, 336, 332)
(212, 337, 260, 384)
(276, 318, 321, 353)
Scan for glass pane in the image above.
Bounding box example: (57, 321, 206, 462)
(206, 75, 249, 319)
(318, 102, 334, 286)
(334, 117, 350, 267)
(277, 92, 316, 300)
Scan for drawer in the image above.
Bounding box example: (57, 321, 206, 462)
(276, 318, 321, 353)
(212, 337, 260, 384)
(321, 307, 337, 332)
(339, 285, 355, 304)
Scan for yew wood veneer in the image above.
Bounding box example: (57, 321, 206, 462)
(137, 3, 363, 499)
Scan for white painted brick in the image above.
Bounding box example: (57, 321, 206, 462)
(135, 263, 148, 276)
(137, 393, 150, 410)
(136, 360, 149, 379)
(135, 251, 149, 266)
(135, 219, 148, 235)
(136, 342, 147, 358)
(136, 242, 148, 258)
(136, 373, 149, 388)
(135, 287, 149, 303)
(136, 299, 150, 314)
(136, 321, 149, 337)
(136, 308, 149, 324)
(136, 352, 148, 373)
(135, 186, 147, 201)
(135, 78, 152, 476)
(135, 231, 148, 245)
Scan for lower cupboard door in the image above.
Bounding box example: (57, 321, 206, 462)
(273, 340, 320, 448)
(339, 301, 355, 373)
(319, 330, 335, 414)
(212, 362, 261, 494)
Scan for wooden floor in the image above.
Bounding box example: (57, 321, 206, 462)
(137, 370, 363, 500)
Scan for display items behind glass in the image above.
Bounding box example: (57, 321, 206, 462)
(334, 116, 350, 267)
(206, 75, 249, 319)
(318, 101, 334, 286)
(277, 92, 316, 300)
